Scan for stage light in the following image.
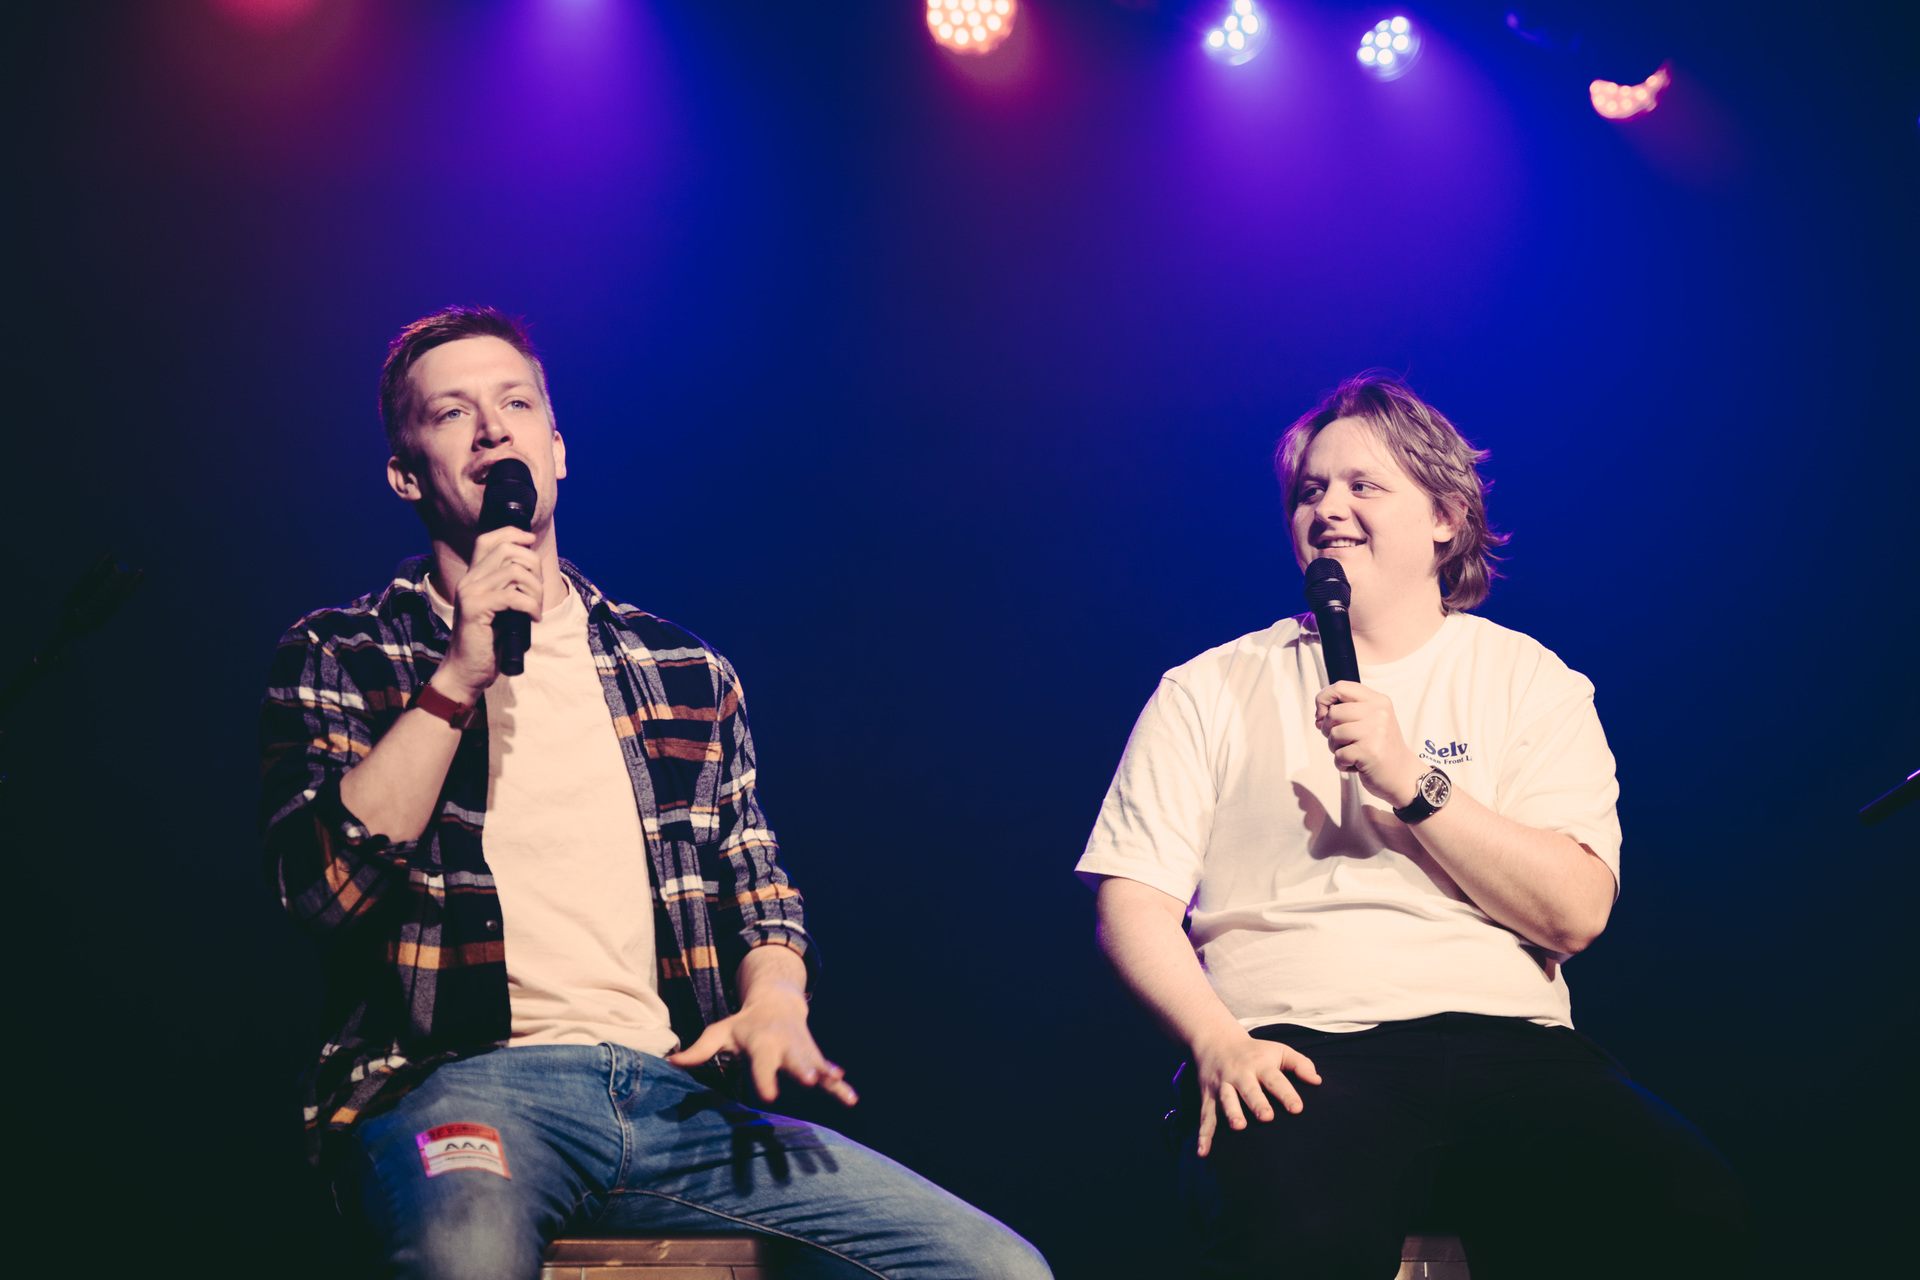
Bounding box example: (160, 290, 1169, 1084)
(927, 0, 1017, 56)
(1356, 16, 1421, 81)
(1589, 64, 1671, 120)
(1203, 0, 1270, 67)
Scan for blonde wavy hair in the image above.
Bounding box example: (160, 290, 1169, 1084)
(1273, 371, 1508, 612)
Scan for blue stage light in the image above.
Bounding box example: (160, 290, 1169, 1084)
(1204, 0, 1270, 67)
(1356, 16, 1421, 81)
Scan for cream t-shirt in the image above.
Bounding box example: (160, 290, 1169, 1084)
(428, 577, 679, 1056)
(1077, 611, 1622, 1032)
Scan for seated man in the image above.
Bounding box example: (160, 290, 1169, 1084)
(262, 305, 1050, 1280)
(1076, 373, 1745, 1279)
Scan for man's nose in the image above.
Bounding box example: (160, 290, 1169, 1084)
(1314, 486, 1351, 519)
(473, 408, 512, 448)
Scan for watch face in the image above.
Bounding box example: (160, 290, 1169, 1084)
(1419, 769, 1451, 807)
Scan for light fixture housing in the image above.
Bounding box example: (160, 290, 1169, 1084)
(1203, 0, 1271, 67)
(927, 0, 1017, 57)
(1356, 16, 1422, 82)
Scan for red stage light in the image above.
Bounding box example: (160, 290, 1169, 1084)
(1590, 64, 1671, 121)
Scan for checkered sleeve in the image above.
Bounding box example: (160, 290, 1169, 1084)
(260, 613, 419, 939)
(709, 655, 816, 1001)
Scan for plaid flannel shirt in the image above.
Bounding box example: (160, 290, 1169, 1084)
(261, 555, 812, 1162)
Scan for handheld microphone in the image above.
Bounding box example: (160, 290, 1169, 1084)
(1303, 558, 1360, 686)
(478, 459, 536, 676)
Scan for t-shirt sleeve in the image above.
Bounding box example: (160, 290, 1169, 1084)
(1498, 658, 1623, 894)
(1075, 676, 1215, 906)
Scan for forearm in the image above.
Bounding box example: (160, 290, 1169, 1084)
(1398, 785, 1614, 954)
(1324, 677, 1617, 956)
(735, 942, 809, 1008)
(336, 673, 473, 844)
(1094, 877, 1245, 1054)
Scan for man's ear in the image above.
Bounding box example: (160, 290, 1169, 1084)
(387, 453, 423, 502)
(1431, 501, 1460, 547)
(552, 427, 567, 481)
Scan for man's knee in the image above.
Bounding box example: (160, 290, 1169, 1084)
(1216, 1215, 1403, 1278)
(1199, 1171, 1406, 1279)
(1610, 1146, 1748, 1267)
(1461, 1121, 1748, 1279)
(353, 1169, 550, 1280)
(401, 1201, 546, 1280)
(944, 1219, 1052, 1280)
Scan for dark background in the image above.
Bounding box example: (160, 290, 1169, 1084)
(9, 1, 1917, 1274)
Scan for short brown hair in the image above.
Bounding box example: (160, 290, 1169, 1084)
(378, 305, 550, 458)
(1274, 371, 1508, 612)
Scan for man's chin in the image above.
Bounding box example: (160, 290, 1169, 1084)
(415, 502, 481, 549)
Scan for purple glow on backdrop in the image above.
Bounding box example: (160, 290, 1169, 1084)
(1175, 9, 1525, 350)
(209, 0, 321, 31)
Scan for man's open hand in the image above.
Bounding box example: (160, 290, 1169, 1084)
(1190, 1028, 1322, 1158)
(667, 954, 857, 1108)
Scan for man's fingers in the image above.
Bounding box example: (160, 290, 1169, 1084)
(506, 580, 544, 620)
(1233, 1075, 1277, 1122)
(777, 1044, 857, 1105)
(1326, 721, 1386, 749)
(465, 567, 545, 621)
(1285, 1050, 1322, 1085)
(665, 1024, 732, 1067)
(817, 1068, 858, 1107)
(751, 1056, 782, 1104)
(789, 1052, 845, 1090)
(472, 528, 538, 562)
(1196, 1095, 1217, 1157)
(1216, 1082, 1250, 1132)
(1257, 1066, 1304, 1115)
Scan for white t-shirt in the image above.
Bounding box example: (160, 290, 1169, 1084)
(428, 577, 679, 1056)
(1077, 611, 1621, 1032)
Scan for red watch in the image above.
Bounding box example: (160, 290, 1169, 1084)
(410, 682, 478, 730)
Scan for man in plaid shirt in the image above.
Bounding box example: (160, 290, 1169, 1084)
(262, 306, 1048, 1280)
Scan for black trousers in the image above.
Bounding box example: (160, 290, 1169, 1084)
(1176, 1013, 1747, 1280)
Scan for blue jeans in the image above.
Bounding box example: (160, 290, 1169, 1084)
(337, 1044, 1051, 1280)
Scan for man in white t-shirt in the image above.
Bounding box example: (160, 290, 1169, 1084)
(1077, 373, 1744, 1278)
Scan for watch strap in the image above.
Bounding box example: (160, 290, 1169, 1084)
(410, 681, 477, 730)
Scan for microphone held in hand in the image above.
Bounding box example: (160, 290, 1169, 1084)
(479, 459, 536, 676)
(1303, 559, 1360, 686)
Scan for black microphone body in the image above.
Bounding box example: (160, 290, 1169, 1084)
(478, 459, 537, 676)
(1303, 558, 1361, 686)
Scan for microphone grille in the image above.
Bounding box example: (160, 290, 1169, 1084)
(479, 458, 538, 533)
(485, 458, 535, 496)
(1303, 558, 1352, 611)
